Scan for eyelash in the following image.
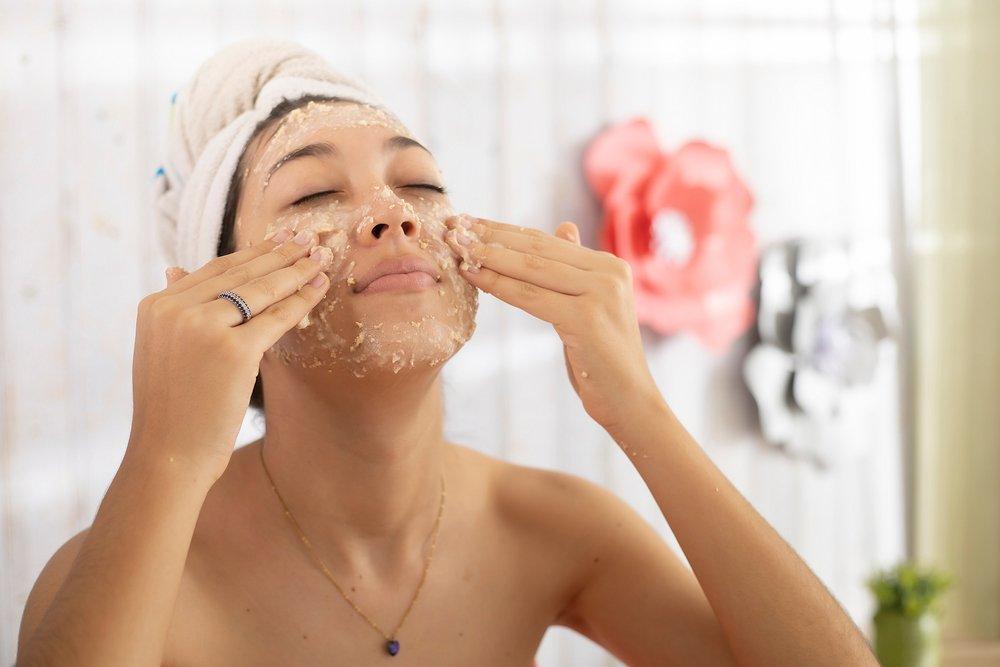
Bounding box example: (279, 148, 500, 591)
(290, 184, 447, 207)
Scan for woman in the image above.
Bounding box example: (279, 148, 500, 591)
(16, 40, 876, 666)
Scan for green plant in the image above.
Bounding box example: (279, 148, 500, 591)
(867, 562, 953, 617)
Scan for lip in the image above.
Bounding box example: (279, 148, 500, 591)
(354, 254, 442, 294)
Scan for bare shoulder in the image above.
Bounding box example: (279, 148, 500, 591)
(465, 446, 712, 646)
(17, 526, 91, 659)
(480, 449, 736, 664)
(480, 446, 633, 550)
(449, 440, 609, 505)
(448, 443, 638, 616)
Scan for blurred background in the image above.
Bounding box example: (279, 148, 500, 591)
(1, 1, 997, 665)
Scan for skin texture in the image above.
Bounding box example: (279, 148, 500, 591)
(16, 101, 877, 666)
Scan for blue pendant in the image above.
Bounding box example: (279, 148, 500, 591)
(386, 639, 400, 656)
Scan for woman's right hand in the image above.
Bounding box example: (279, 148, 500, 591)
(126, 226, 334, 485)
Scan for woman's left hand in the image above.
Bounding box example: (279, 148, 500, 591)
(444, 214, 665, 435)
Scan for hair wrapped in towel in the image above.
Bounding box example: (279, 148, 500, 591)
(153, 38, 390, 272)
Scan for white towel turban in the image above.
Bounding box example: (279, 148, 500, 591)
(153, 38, 393, 272)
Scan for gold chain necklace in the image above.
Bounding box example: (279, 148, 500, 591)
(258, 443, 446, 657)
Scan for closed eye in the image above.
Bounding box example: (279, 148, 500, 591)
(291, 184, 446, 207)
(402, 183, 447, 195)
(291, 190, 340, 206)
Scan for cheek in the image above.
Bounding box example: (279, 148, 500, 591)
(402, 198, 480, 310)
(403, 194, 458, 258)
(263, 201, 356, 280)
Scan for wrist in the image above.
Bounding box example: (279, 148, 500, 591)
(121, 440, 222, 497)
(602, 386, 673, 444)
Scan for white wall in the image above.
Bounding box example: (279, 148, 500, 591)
(0, 1, 908, 664)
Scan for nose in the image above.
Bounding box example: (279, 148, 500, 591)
(356, 189, 422, 244)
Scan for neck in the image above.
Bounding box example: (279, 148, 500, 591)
(256, 355, 449, 572)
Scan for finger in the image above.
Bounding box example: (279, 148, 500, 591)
(446, 235, 588, 296)
(555, 221, 580, 244)
(188, 229, 324, 304)
(165, 266, 189, 286)
(448, 215, 605, 272)
(163, 225, 301, 295)
(205, 244, 334, 327)
(238, 270, 332, 350)
(458, 262, 570, 325)
(449, 214, 549, 240)
(451, 214, 573, 244)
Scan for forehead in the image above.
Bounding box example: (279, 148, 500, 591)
(248, 100, 412, 166)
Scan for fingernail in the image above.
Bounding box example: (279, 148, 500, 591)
(446, 229, 472, 247)
(293, 229, 315, 245)
(309, 272, 328, 288)
(269, 227, 293, 243)
(309, 245, 333, 267)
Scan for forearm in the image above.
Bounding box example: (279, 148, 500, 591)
(18, 443, 215, 666)
(608, 396, 877, 666)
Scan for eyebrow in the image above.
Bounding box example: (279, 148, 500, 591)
(262, 135, 434, 190)
(264, 142, 338, 187)
(384, 135, 432, 155)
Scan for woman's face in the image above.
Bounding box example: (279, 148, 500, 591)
(232, 100, 478, 378)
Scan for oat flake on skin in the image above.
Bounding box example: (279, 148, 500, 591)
(233, 101, 481, 377)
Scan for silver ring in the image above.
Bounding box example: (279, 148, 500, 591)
(218, 290, 252, 324)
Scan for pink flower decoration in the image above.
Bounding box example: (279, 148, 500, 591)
(584, 118, 759, 352)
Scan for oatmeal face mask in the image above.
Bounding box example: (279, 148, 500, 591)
(234, 100, 481, 378)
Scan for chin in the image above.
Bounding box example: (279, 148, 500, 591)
(272, 284, 478, 378)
